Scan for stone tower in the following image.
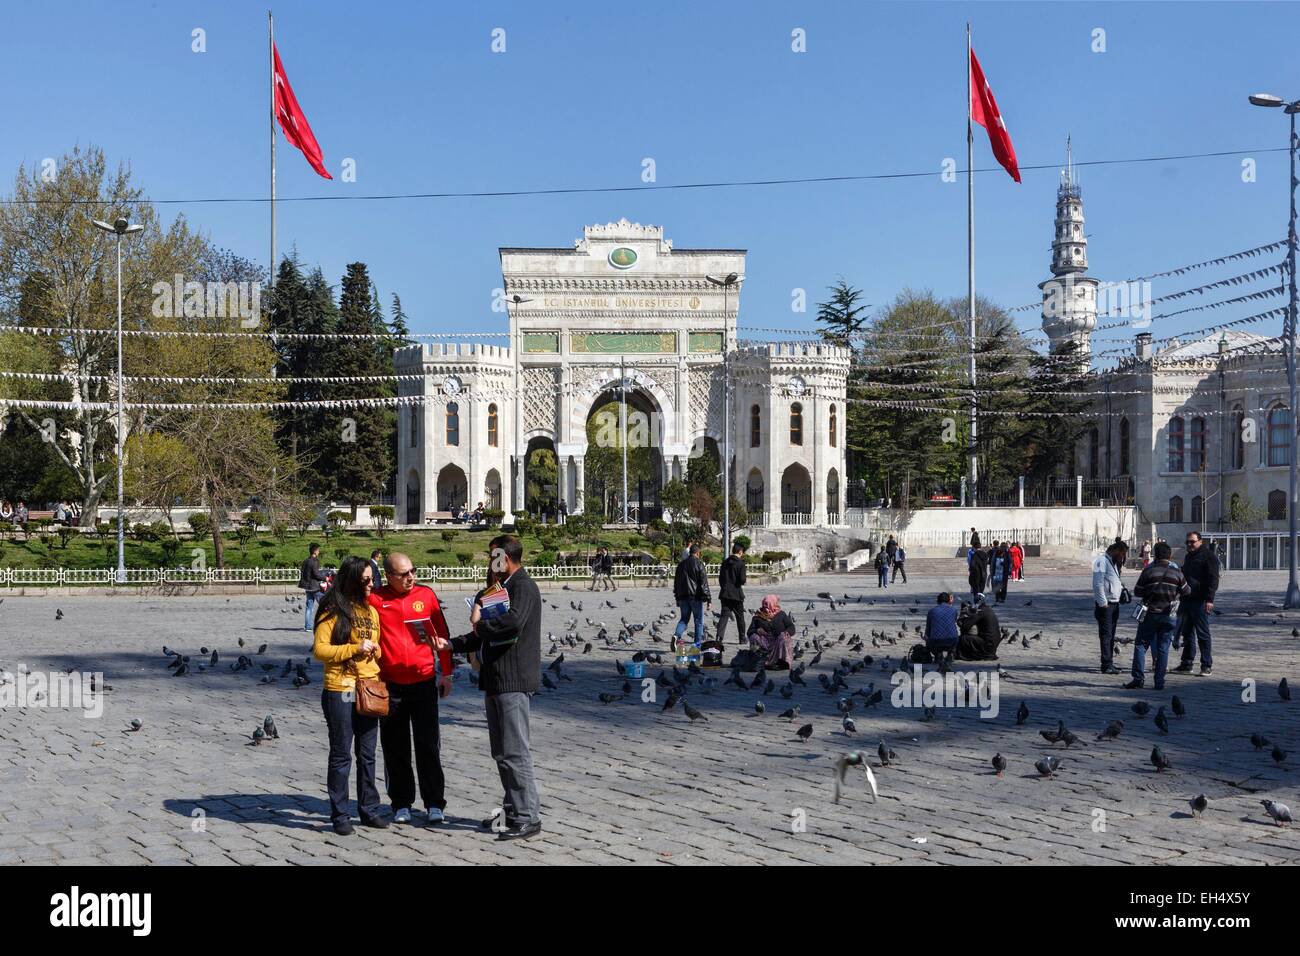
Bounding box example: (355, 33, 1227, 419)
(1039, 137, 1099, 364)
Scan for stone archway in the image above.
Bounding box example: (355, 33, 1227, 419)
(781, 463, 812, 518)
(584, 384, 665, 522)
(436, 464, 467, 512)
(484, 468, 502, 511)
(524, 437, 559, 518)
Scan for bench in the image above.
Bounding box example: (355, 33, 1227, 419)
(424, 511, 468, 525)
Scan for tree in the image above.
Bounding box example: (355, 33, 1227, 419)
(815, 278, 871, 346)
(0, 146, 208, 517)
(311, 263, 394, 517)
(124, 431, 198, 537)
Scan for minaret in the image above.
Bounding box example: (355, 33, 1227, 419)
(1039, 136, 1099, 365)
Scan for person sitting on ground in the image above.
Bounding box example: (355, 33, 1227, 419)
(746, 594, 796, 669)
(924, 591, 960, 666)
(956, 593, 1003, 661)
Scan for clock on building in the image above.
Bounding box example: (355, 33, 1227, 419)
(441, 376, 461, 397)
(788, 375, 807, 397)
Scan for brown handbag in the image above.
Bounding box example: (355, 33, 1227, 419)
(353, 676, 389, 717)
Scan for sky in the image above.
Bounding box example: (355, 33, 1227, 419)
(3, 0, 1298, 362)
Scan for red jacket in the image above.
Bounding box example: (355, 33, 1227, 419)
(368, 583, 452, 684)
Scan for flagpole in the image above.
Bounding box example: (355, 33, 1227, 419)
(269, 9, 277, 288)
(966, 22, 979, 507)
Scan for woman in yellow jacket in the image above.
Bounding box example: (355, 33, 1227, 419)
(313, 555, 387, 835)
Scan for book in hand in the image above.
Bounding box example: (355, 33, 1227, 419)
(478, 585, 510, 621)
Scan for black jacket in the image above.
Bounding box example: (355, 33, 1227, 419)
(958, 604, 1002, 658)
(674, 555, 711, 603)
(968, 549, 989, 592)
(451, 567, 541, 695)
(719, 555, 746, 602)
(298, 556, 327, 592)
(1181, 546, 1221, 603)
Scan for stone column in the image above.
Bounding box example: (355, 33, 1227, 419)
(574, 456, 585, 512)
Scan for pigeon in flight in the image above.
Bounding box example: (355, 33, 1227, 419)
(832, 752, 878, 804)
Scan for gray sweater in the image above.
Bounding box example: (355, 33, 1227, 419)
(452, 568, 541, 695)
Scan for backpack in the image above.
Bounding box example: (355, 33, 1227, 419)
(908, 643, 933, 665)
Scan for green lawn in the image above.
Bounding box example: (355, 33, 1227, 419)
(0, 526, 654, 571)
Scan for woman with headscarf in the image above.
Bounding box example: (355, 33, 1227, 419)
(746, 594, 796, 670)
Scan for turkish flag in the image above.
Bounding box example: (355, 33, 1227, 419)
(273, 43, 332, 180)
(969, 48, 1020, 183)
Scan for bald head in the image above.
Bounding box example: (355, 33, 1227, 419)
(384, 551, 417, 594)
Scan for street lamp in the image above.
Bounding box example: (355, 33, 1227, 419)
(706, 273, 740, 553)
(509, 294, 533, 525)
(92, 216, 144, 584)
(1249, 92, 1300, 607)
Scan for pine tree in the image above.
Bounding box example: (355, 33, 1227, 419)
(389, 292, 410, 339)
(311, 263, 393, 515)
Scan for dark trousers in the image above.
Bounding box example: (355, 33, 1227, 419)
(321, 689, 382, 825)
(1177, 599, 1213, 669)
(484, 692, 540, 826)
(877, 566, 889, 587)
(1094, 602, 1119, 669)
(1132, 611, 1175, 689)
(380, 676, 446, 812)
(993, 576, 1008, 603)
(717, 598, 746, 643)
(892, 561, 907, 583)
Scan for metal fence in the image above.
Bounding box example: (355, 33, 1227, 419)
(0, 559, 794, 588)
(1198, 532, 1298, 572)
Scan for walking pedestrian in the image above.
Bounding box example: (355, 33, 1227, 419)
(990, 541, 1010, 604)
(673, 543, 711, 646)
(313, 556, 387, 835)
(441, 535, 543, 841)
(1139, 539, 1152, 568)
(874, 547, 890, 589)
(368, 549, 384, 589)
(298, 543, 329, 632)
(969, 527, 981, 550)
(968, 544, 989, 605)
(369, 551, 454, 825)
(1125, 541, 1190, 691)
(1092, 540, 1128, 675)
(1173, 531, 1220, 676)
(891, 544, 907, 584)
(1009, 540, 1024, 581)
(717, 542, 747, 644)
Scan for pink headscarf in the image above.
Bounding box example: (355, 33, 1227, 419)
(760, 594, 781, 617)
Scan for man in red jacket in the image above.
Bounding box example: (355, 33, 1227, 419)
(368, 551, 454, 825)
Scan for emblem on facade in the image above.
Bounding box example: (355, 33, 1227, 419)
(608, 247, 638, 269)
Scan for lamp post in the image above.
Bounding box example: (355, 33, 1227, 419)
(706, 273, 740, 553)
(92, 216, 143, 584)
(1250, 92, 1300, 607)
(509, 294, 532, 525)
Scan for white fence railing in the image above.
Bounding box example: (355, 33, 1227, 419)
(1201, 532, 1296, 572)
(0, 559, 795, 588)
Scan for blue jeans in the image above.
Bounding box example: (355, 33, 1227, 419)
(321, 689, 382, 826)
(1177, 599, 1212, 669)
(1132, 611, 1175, 689)
(304, 590, 322, 631)
(877, 566, 889, 588)
(674, 599, 705, 644)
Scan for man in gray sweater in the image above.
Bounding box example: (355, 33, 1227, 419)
(444, 534, 542, 841)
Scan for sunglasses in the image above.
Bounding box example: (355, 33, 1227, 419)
(394, 569, 416, 578)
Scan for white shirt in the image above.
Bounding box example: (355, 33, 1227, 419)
(1092, 553, 1123, 607)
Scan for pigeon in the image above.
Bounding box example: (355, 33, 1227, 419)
(251, 727, 265, 746)
(779, 683, 794, 699)
(1097, 719, 1125, 741)
(682, 701, 707, 723)
(794, 723, 814, 742)
(1132, 701, 1150, 716)
(842, 715, 856, 735)
(256, 643, 267, 655)
(1171, 695, 1185, 718)
(1280, 678, 1291, 701)
(661, 691, 679, 713)
(263, 715, 278, 739)
(991, 753, 1007, 777)
(238, 637, 245, 648)
(1261, 799, 1293, 826)
(127, 719, 143, 733)
(779, 706, 800, 721)
(1154, 707, 1170, 734)
(877, 740, 898, 767)
(1150, 745, 1172, 772)
(1251, 732, 1271, 751)
(753, 700, 765, 715)
(598, 693, 624, 704)
(832, 752, 878, 804)
(542, 673, 557, 691)
(1189, 794, 1208, 818)
(1035, 755, 1061, 777)
(1271, 744, 1287, 766)
(1040, 727, 1061, 745)
(55, 609, 63, 621)
(1015, 701, 1029, 725)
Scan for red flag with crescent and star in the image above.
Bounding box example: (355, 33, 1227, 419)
(969, 47, 1020, 183)
(273, 43, 332, 179)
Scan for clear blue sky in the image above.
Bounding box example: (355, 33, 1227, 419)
(3, 0, 1296, 358)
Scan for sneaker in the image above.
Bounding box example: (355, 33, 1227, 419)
(481, 815, 513, 832)
(1122, 679, 1144, 689)
(425, 807, 445, 825)
(333, 819, 355, 836)
(393, 807, 412, 824)
(1172, 662, 1194, 673)
(496, 821, 542, 842)
(1100, 666, 1120, 675)
(1198, 667, 1213, 677)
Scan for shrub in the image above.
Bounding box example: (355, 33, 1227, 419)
(532, 549, 557, 567)
(372, 505, 394, 537)
(761, 550, 793, 563)
(151, 521, 171, 541)
(482, 508, 504, 528)
(325, 511, 350, 536)
(132, 522, 160, 542)
(512, 516, 535, 537)
(627, 535, 642, 548)
(702, 550, 722, 565)
(261, 549, 276, 566)
(644, 527, 668, 546)
(456, 550, 475, 567)
(187, 513, 212, 539)
(734, 534, 752, 553)
(271, 521, 289, 545)
(161, 538, 182, 564)
(441, 529, 459, 543)
(56, 526, 74, 549)
(291, 506, 316, 536)
(244, 511, 268, 531)
(334, 546, 350, 564)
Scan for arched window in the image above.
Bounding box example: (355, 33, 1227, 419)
(1232, 406, 1245, 470)
(1269, 404, 1292, 467)
(445, 402, 460, 446)
(487, 403, 499, 447)
(1191, 495, 1204, 525)
(829, 405, 838, 448)
(1088, 427, 1100, 479)
(1169, 495, 1184, 523)
(409, 405, 418, 447)
(1119, 417, 1130, 474)
(1269, 489, 1287, 520)
(1167, 416, 1185, 472)
(1190, 417, 1207, 473)
(750, 404, 761, 448)
(790, 402, 803, 446)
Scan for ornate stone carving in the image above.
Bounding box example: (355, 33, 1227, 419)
(522, 366, 558, 435)
(689, 366, 723, 434)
